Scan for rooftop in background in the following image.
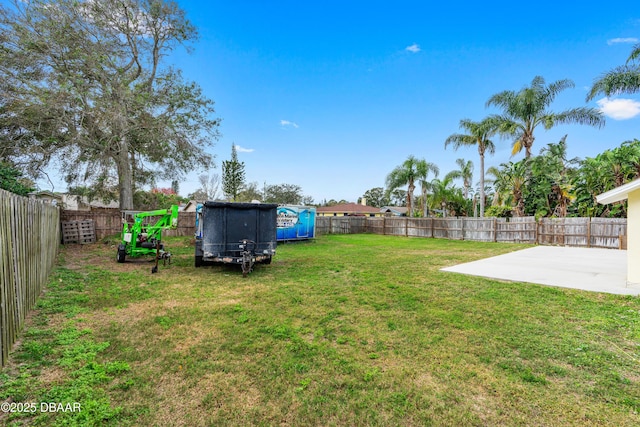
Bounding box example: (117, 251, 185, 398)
(316, 202, 381, 216)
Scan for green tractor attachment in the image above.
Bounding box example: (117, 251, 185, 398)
(116, 205, 179, 272)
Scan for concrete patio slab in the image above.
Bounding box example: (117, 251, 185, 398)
(441, 246, 640, 296)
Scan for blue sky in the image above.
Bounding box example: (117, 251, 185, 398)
(43, 1, 640, 203)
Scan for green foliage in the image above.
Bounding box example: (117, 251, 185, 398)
(1, 266, 128, 425)
(523, 136, 578, 217)
(133, 189, 187, 210)
(572, 139, 640, 217)
(236, 181, 263, 202)
(0, 161, 35, 195)
(588, 43, 640, 100)
(485, 138, 640, 218)
(487, 76, 605, 158)
(359, 187, 389, 208)
(484, 205, 512, 218)
(0, 0, 220, 209)
(445, 117, 498, 217)
(222, 144, 245, 201)
(386, 156, 438, 217)
(263, 183, 305, 204)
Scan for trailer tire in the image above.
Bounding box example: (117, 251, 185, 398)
(195, 256, 203, 267)
(116, 247, 126, 263)
(263, 256, 272, 264)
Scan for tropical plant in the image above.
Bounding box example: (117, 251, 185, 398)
(429, 174, 465, 217)
(417, 160, 439, 217)
(386, 156, 438, 217)
(446, 159, 474, 199)
(587, 43, 640, 101)
(487, 161, 528, 216)
(487, 76, 605, 158)
(573, 139, 640, 217)
(526, 136, 578, 217)
(445, 118, 497, 216)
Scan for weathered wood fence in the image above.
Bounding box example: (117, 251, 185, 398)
(316, 216, 627, 249)
(60, 210, 196, 240)
(0, 189, 60, 367)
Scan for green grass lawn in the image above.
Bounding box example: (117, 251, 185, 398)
(2, 234, 640, 426)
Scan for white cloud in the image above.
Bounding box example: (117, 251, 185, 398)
(607, 37, 639, 45)
(597, 97, 640, 120)
(405, 43, 421, 53)
(234, 145, 254, 153)
(280, 120, 299, 128)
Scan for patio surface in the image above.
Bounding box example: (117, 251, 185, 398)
(441, 245, 640, 296)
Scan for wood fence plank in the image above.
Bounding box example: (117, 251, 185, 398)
(0, 190, 59, 366)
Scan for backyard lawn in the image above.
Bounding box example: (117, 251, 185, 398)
(1, 234, 640, 426)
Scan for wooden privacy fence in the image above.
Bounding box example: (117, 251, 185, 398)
(0, 189, 60, 367)
(60, 210, 196, 240)
(316, 216, 627, 249)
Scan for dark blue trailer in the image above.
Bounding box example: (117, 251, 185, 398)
(195, 202, 277, 276)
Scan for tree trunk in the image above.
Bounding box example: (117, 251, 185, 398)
(479, 148, 485, 217)
(116, 135, 134, 210)
(422, 187, 428, 218)
(407, 181, 415, 218)
(523, 133, 535, 159)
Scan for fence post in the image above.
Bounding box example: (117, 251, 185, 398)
(405, 217, 408, 237)
(587, 217, 591, 248)
(493, 217, 497, 242)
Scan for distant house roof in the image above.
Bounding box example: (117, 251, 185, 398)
(28, 191, 63, 206)
(380, 206, 408, 216)
(316, 203, 380, 215)
(597, 178, 640, 205)
(182, 200, 204, 212)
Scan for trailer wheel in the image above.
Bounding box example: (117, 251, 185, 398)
(263, 256, 272, 265)
(195, 256, 203, 267)
(116, 247, 126, 263)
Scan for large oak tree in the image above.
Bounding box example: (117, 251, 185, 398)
(0, 0, 220, 208)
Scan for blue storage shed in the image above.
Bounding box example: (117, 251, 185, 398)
(277, 205, 316, 241)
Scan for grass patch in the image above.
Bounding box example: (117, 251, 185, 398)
(2, 234, 640, 426)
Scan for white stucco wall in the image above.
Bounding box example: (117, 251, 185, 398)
(628, 191, 640, 285)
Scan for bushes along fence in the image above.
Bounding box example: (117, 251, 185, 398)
(0, 189, 60, 367)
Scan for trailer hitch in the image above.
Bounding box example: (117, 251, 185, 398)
(240, 239, 256, 278)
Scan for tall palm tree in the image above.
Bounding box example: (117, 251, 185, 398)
(587, 43, 640, 101)
(446, 158, 474, 199)
(487, 76, 605, 159)
(445, 118, 497, 217)
(386, 156, 437, 217)
(416, 159, 439, 217)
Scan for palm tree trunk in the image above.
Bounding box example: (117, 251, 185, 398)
(407, 181, 414, 217)
(479, 150, 485, 217)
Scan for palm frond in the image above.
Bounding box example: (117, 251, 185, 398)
(511, 139, 523, 156)
(587, 65, 640, 100)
